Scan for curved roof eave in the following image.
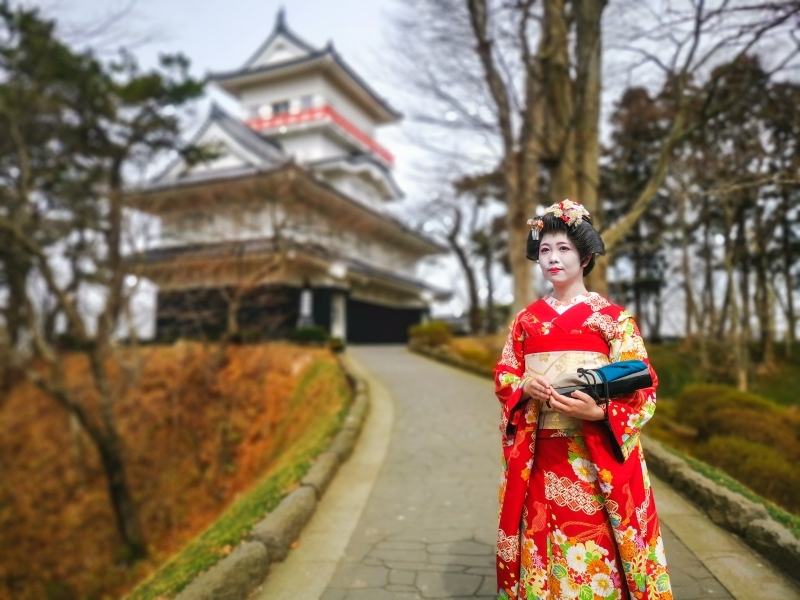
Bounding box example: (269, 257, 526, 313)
(127, 165, 447, 256)
(209, 50, 401, 123)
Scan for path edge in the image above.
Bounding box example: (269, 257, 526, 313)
(174, 354, 370, 600)
(410, 343, 800, 585)
(641, 436, 800, 584)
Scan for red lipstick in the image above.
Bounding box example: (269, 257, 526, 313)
(548, 268, 561, 273)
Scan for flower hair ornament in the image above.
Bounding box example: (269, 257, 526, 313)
(528, 199, 591, 240)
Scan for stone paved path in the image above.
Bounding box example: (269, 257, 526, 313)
(264, 346, 800, 600)
(261, 346, 799, 599)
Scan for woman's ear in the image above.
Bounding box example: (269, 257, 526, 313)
(581, 254, 592, 268)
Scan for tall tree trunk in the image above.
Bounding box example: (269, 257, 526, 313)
(782, 188, 796, 356)
(96, 432, 147, 561)
(87, 178, 147, 561)
(679, 194, 696, 341)
(467, 0, 537, 313)
(752, 202, 776, 366)
(506, 171, 537, 313)
(702, 221, 717, 337)
(736, 214, 752, 344)
(88, 349, 147, 561)
(541, 0, 578, 202)
(574, 0, 605, 300)
(447, 210, 483, 333)
(723, 205, 748, 391)
(634, 248, 643, 338)
(574, 0, 605, 216)
(485, 245, 497, 333)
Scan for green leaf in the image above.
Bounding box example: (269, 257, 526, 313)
(656, 573, 670, 592)
(578, 584, 594, 600)
(552, 564, 568, 579)
(633, 573, 646, 590)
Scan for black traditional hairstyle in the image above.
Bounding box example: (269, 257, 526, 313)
(526, 210, 605, 276)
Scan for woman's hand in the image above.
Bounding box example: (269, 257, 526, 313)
(523, 375, 552, 403)
(548, 389, 605, 421)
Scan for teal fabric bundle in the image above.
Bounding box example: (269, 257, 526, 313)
(550, 360, 652, 404)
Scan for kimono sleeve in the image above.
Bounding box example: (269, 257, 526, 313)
(604, 310, 658, 461)
(494, 310, 529, 438)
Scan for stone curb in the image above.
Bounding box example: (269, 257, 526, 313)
(642, 436, 800, 584)
(251, 486, 317, 561)
(409, 343, 494, 378)
(175, 542, 268, 600)
(173, 355, 370, 600)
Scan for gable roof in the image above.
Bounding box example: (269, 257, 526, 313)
(209, 12, 400, 124)
(308, 153, 404, 201)
(148, 103, 287, 190)
(242, 9, 318, 69)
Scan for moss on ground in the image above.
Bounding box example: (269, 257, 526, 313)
(656, 443, 800, 538)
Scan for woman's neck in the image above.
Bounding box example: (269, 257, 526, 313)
(550, 281, 590, 303)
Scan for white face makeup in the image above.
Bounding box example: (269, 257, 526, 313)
(538, 232, 587, 288)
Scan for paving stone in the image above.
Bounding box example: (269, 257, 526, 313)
(327, 563, 389, 589)
(342, 589, 421, 600)
(477, 575, 496, 596)
(382, 561, 466, 572)
(428, 553, 493, 568)
(387, 584, 420, 593)
(389, 569, 417, 585)
(338, 542, 375, 563)
(416, 570, 483, 598)
(369, 548, 430, 562)
(427, 540, 493, 555)
(376, 540, 427, 551)
(466, 567, 497, 576)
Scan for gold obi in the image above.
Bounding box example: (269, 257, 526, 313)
(524, 351, 610, 430)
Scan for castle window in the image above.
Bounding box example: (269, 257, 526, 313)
(301, 94, 314, 109)
(272, 101, 289, 115)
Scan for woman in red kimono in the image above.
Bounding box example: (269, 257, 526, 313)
(494, 200, 672, 600)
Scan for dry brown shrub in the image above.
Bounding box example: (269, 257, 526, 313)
(695, 436, 800, 513)
(0, 342, 345, 600)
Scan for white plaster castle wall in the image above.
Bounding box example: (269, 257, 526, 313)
(159, 203, 279, 245)
(319, 171, 384, 209)
(156, 201, 420, 279)
(317, 77, 378, 136)
(238, 71, 378, 138)
(280, 131, 344, 163)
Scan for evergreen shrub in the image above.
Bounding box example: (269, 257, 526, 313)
(674, 384, 800, 513)
(695, 436, 800, 513)
(287, 326, 329, 344)
(408, 321, 453, 347)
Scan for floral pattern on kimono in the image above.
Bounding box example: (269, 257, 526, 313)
(494, 294, 671, 600)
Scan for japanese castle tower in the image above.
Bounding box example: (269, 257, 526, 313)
(128, 11, 445, 343)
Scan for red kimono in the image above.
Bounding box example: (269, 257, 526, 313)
(494, 293, 672, 600)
